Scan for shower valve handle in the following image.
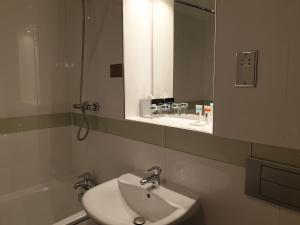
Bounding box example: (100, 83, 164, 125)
(73, 102, 100, 112)
(73, 104, 82, 110)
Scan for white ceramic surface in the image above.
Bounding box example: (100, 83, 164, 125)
(127, 116, 213, 134)
(74, 131, 300, 225)
(82, 173, 200, 225)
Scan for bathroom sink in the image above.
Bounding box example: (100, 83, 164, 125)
(82, 173, 200, 225)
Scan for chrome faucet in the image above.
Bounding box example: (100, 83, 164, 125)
(140, 166, 162, 188)
(73, 172, 96, 190)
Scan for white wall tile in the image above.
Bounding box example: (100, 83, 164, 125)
(0, 197, 28, 225)
(8, 132, 39, 166)
(71, 130, 288, 225)
(0, 177, 80, 225)
(165, 148, 280, 225)
(67, 0, 124, 120)
(72, 129, 133, 183)
(10, 163, 41, 192)
(71, 129, 167, 183)
(127, 142, 167, 182)
(0, 127, 73, 195)
(0, 135, 11, 168)
(205, 159, 279, 225)
(165, 149, 213, 194)
(0, 0, 70, 118)
(0, 168, 11, 196)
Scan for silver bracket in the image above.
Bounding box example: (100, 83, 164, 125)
(235, 50, 258, 88)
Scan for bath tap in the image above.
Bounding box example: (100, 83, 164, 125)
(140, 166, 162, 188)
(74, 172, 96, 190)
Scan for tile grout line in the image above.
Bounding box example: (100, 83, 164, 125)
(72, 113, 300, 168)
(0, 113, 72, 135)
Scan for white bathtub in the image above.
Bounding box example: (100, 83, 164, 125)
(0, 177, 91, 225)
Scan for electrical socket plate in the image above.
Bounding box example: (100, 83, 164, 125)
(235, 50, 258, 87)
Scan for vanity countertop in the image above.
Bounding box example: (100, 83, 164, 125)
(127, 116, 213, 134)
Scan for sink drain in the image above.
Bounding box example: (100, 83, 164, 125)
(133, 216, 146, 225)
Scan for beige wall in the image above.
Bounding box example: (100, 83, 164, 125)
(214, 0, 300, 149)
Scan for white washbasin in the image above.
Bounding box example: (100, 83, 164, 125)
(82, 173, 200, 225)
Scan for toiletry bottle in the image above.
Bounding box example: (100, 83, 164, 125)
(204, 105, 211, 124)
(195, 105, 203, 121)
(140, 97, 151, 118)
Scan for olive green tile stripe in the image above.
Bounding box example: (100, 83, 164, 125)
(72, 113, 107, 133)
(4, 113, 299, 168)
(0, 113, 71, 134)
(106, 118, 165, 147)
(165, 127, 251, 167)
(73, 113, 300, 168)
(72, 113, 250, 166)
(72, 113, 165, 146)
(252, 144, 300, 168)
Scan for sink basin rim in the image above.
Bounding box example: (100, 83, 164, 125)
(82, 173, 199, 225)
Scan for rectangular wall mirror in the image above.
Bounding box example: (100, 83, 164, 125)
(124, 0, 215, 134)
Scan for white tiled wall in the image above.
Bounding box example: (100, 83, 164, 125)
(0, 127, 76, 225)
(0, 0, 70, 118)
(0, 177, 80, 225)
(0, 0, 78, 223)
(72, 130, 300, 225)
(1, 0, 299, 224)
(67, 0, 124, 120)
(0, 127, 74, 195)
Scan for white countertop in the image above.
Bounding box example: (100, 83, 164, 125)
(127, 115, 213, 134)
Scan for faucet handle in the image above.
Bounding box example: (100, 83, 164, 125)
(144, 166, 162, 175)
(78, 172, 92, 180)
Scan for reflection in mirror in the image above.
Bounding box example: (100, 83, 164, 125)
(151, 0, 215, 133)
(124, 0, 215, 134)
(173, 0, 215, 108)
